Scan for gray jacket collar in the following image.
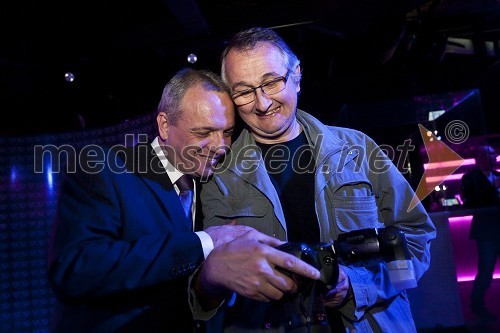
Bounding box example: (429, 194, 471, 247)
(223, 109, 352, 173)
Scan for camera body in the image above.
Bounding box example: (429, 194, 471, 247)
(277, 225, 416, 292)
(333, 226, 417, 291)
(276, 242, 339, 293)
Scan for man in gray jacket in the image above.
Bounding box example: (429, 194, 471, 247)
(191, 27, 436, 333)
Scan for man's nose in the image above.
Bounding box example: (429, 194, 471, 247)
(254, 89, 272, 111)
(208, 132, 229, 152)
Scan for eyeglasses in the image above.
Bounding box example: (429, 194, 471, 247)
(231, 70, 291, 106)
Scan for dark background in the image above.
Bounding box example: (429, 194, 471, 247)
(1, 0, 500, 138)
(2, 2, 500, 332)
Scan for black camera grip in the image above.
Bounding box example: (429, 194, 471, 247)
(276, 242, 339, 292)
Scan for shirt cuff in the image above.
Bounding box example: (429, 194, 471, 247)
(195, 231, 214, 259)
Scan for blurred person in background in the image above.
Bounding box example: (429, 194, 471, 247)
(462, 167, 500, 322)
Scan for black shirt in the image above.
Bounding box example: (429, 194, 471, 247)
(256, 132, 320, 243)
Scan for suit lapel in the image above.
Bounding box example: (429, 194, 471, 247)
(122, 143, 192, 231)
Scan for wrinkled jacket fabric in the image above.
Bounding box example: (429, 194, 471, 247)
(195, 110, 436, 332)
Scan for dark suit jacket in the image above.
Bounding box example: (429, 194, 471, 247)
(48, 143, 205, 333)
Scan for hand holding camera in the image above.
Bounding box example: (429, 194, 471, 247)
(277, 225, 417, 292)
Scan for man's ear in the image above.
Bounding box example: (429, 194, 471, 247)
(156, 112, 169, 140)
(295, 65, 301, 94)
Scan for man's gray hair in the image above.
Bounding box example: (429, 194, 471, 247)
(221, 27, 302, 86)
(157, 68, 230, 125)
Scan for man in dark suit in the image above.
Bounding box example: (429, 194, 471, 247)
(48, 68, 320, 333)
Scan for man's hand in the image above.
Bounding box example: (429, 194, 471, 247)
(204, 221, 255, 248)
(322, 265, 351, 307)
(194, 229, 321, 305)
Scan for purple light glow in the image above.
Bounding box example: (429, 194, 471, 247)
(457, 273, 500, 282)
(448, 215, 500, 282)
(426, 173, 465, 183)
(448, 215, 473, 224)
(424, 158, 475, 170)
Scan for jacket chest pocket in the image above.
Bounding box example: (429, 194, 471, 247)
(214, 194, 275, 234)
(219, 195, 269, 218)
(326, 181, 382, 232)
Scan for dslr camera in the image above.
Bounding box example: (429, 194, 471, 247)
(276, 226, 416, 333)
